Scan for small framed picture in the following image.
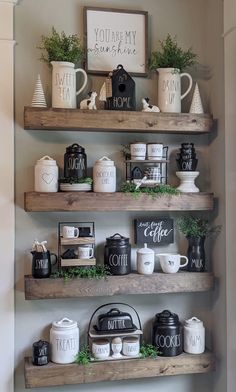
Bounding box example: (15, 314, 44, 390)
(83, 7, 148, 76)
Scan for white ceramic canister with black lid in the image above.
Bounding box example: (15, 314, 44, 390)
(184, 316, 205, 354)
(153, 309, 183, 357)
(50, 317, 79, 364)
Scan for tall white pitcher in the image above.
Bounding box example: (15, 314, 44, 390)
(51, 61, 87, 108)
(157, 68, 193, 113)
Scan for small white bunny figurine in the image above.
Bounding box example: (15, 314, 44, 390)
(142, 97, 160, 112)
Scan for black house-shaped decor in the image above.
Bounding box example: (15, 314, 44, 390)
(106, 64, 136, 111)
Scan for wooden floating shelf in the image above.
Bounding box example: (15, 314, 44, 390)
(60, 258, 96, 267)
(24, 351, 215, 388)
(24, 107, 213, 134)
(24, 272, 214, 300)
(24, 192, 214, 212)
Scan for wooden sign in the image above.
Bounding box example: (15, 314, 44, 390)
(134, 218, 174, 245)
(84, 7, 148, 76)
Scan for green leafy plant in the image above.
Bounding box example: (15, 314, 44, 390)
(140, 344, 160, 358)
(177, 216, 221, 238)
(150, 34, 197, 71)
(75, 346, 91, 365)
(59, 177, 93, 185)
(52, 265, 110, 281)
(38, 27, 84, 65)
(121, 182, 179, 199)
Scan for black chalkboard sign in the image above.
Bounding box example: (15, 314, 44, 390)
(134, 218, 174, 245)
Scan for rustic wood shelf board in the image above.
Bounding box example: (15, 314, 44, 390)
(60, 237, 95, 245)
(60, 258, 96, 267)
(24, 107, 213, 133)
(24, 351, 215, 388)
(24, 272, 214, 300)
(24, 192, 214, 212)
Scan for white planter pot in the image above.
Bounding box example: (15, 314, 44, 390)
(34, 155, 58, 193)
(51, 61, 87, 108)
(50, 317, 79, 364)
(157, 68, 193, 113)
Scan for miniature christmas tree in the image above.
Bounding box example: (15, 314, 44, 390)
(189, 82, 203, 113)
(31, 74, 47, 107)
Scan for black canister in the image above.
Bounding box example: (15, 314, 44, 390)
(153, 310, 183, 357)
(104, 233, 131, 275)
(31, 250, 57, 279)
(64, 143, 87, 179)
(32, 340, 50, 366)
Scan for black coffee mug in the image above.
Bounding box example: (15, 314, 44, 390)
(31, 250, 57, 278)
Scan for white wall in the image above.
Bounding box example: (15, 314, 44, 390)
(14, 1, 224, 391)
(0, 1, 16, 391)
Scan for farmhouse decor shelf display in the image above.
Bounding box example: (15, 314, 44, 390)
(24, 192, 214, 212)
(24, 351, 215, 388)
(24, 272, 214, 300)
(24, 107, 213, 134)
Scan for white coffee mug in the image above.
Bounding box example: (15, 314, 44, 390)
(92, 339, 110, 359)
(78, 246, 94, 259)
(157, 253, 188, 273)
(62, 226, 79, 239)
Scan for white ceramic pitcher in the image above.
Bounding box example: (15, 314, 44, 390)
(157, 68, 193, 113)
(51, 61, 87, 108)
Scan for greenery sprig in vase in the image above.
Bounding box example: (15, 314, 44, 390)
(177, 216, 221, 272)
(38, 27, 84, 65)
(150, 34, 197, 71)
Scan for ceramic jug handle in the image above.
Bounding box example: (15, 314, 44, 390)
(75, 68, 88, 96)
(180, 73, 193, 100)
(180, 255, 189, 268)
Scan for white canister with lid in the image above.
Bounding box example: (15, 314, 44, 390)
(50, 317, 79, 364)
(137, 243, 155, 275)
(34, 155, 58, 192)
(184, 316, 205, 354)
(93, 156, 116, 192)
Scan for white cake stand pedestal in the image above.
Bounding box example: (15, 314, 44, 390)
(176, 171, 200, 193)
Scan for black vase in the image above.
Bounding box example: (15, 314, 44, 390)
(187, 236, 206, 272)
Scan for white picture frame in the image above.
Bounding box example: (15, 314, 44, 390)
(84, 7, 148, 76)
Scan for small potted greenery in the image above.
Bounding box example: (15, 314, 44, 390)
(38, 27, 87, 108)
(177, 216, 220, 272)
(149, 34, 197, 113)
